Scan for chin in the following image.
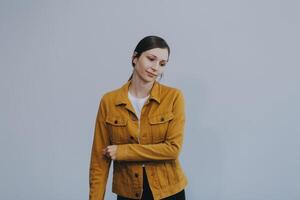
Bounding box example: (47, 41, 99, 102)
(141, 76, 156, 83)
(138, 72, 157, 83)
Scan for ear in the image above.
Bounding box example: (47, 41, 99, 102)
(132, 56, 137, 65)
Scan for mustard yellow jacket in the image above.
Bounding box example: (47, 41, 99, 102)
(89, 80, 188, 200)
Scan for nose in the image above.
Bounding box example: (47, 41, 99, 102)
(151, 62, 159, 70)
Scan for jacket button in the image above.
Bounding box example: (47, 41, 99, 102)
(160, 117, 164, 122)
(114, 120, 118, 124)
(135, 193, 139, 197)
(135, 173, 139, 178)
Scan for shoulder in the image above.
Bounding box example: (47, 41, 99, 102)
(102, 88, 121, 100)
(98, 84, 124, 106)
(158, 82, 184, 98)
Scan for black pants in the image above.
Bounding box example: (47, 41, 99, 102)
(117, 167, 186, 200)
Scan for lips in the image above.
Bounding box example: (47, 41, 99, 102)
(146, 71, 157, 77)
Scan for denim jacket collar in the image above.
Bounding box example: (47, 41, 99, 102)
(115, 79, 161, 106)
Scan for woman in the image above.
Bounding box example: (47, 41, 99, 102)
(89, 35, 188, 200)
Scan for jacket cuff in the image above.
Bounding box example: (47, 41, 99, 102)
(116, 144, 128, 160)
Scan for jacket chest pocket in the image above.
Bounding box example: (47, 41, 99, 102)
(148, 112, 174, 143)
(105, 115, 128, 144)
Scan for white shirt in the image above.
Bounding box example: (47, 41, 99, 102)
(128, 91, 149, 120)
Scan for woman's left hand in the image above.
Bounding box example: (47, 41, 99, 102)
(103, 145, 118, 160)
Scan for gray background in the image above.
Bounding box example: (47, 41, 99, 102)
(1, 0, 299, 199)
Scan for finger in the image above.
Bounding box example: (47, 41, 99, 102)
(102, 148, 107, 154)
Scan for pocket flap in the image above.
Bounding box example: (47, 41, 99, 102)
(105, 116, 127, 126)
(149, 112, 174, 125)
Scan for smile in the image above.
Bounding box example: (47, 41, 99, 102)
(147, 71, 157, 77)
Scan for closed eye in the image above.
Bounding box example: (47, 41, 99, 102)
(148, 57, 167, 66)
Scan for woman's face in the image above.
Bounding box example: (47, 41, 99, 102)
(132, 48, 169, 83)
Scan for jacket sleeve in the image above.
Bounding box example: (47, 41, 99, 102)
(116, 90, 186, 161)
(89, 97, 112, 200)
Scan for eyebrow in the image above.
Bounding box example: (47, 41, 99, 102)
(148, 53, 168, 62)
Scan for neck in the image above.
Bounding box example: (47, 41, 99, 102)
(129, 74, 154, 98)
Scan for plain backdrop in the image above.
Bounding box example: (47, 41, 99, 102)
(1, 0, 299, 199)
